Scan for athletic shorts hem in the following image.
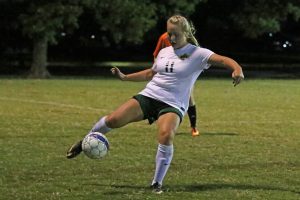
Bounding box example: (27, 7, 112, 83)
(132, 94, 182, 124)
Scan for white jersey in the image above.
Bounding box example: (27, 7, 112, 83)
(139, 43, 214, 116)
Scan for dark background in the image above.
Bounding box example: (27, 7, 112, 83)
(45, 2, 300, 63)
(1, 0, 300, 77)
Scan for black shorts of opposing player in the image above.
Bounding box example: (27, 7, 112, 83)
(133, 94, 183, 124)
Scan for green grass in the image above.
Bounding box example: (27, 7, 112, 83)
(0, 78, 299, 200)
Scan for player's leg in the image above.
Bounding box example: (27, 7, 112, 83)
(151, 112, 180, 193)
(188, 86, 199, 136)
(91, 98, 144, 132)
(66, 98, 143, 159)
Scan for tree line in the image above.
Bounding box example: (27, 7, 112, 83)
(1, 0, 299, 78)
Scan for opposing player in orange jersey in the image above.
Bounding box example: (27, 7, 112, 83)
(153, 32, 200, 137)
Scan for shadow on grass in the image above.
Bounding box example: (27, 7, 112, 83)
(203, 132, 239, 136)
(104, 183, 299, 195)
(176, 132, 239, 136)
(172, 183, 300, 195)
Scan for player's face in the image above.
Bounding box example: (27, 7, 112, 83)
(167, 22, 187, 49)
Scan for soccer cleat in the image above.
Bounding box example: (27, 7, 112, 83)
(66, 140, 83, 159)
(191, 127, 200, 137)
(150, 182, 163, 194)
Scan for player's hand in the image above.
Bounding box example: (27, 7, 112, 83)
(232, 69, 244, 87)
(111, 67, 126, 81)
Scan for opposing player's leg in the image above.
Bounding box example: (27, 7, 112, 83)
(188, 86, 199, 136)
(66, 98, 144, 159)
(151, 112, 180, 193)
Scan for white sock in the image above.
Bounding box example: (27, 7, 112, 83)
(152, 144, 174, 185)
(90, 116, 112, 134)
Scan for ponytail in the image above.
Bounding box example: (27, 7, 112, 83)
(186, 21, 199, 46)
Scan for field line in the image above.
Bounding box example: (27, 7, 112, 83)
(0, 97, 299, 124)
(0, 97, 108, 112)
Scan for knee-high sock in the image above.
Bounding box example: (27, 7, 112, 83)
(89, 116, 112, 134)
(152, 144, 174, 185)
(187, 105, 197, 128)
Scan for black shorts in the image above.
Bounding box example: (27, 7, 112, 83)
(133, 94, 183, 124)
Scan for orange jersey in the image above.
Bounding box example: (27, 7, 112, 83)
(153, 32, 171, 58)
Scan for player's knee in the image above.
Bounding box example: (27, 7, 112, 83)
(105, 115, 122, 128)
(158, 129, 174, 145)
(189, 97, 195, 106)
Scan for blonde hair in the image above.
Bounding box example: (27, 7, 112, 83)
(167, 15, 199, 46)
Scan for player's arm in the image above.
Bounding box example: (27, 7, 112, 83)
(111, 67, 156, 82)
(208, 53, 244, 86)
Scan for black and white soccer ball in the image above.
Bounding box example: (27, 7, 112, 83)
(82, 132, 109, 159)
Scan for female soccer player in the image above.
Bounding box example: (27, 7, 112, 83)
(66, 15, 244, 194)
(153, 32, 200, 136)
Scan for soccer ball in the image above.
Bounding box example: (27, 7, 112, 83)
(81, 132, 109, 159)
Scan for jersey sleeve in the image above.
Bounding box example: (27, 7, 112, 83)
(151, 50, 161, 72)
(196, 48, 214, 70)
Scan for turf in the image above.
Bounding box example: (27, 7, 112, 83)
(0, 78, 299, 200)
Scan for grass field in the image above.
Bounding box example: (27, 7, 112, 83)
(0, 77, 299, 200)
